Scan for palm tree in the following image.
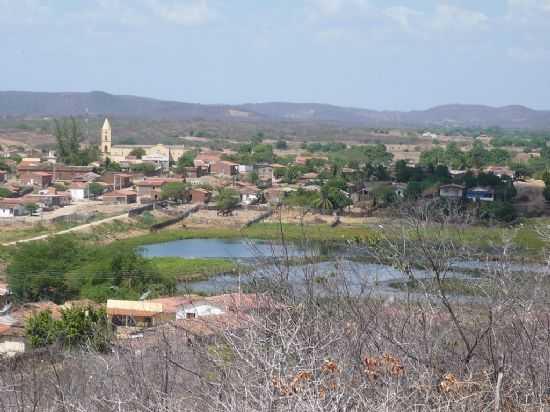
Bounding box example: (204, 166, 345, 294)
(314, 192, 334, 211)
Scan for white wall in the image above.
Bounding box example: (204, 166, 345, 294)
(70, 188, 86, 202)
(176, 303, 225, 320)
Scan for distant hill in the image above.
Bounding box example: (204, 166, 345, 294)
(1, 91, 549, 129)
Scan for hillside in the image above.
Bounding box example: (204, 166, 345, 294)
(1, 91, 549, 129)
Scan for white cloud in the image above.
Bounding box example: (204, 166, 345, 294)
(0, 0, 215, 27)
(430, 4, 488, 32)
(508, 0, 550, 14)
(383, 6, 423, 30)
(144, 0, 214, 25)
(305, 0, 370, 18)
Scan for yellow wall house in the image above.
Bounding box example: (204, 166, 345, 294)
(106, 300, 165, 328)
(100, 118, 186, 163)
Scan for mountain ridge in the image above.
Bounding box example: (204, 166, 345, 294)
(1, 91, 549, 129)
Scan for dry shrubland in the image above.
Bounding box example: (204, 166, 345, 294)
(2, 205, 550, 411)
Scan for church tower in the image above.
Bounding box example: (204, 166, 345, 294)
(101, 118, 112, 159)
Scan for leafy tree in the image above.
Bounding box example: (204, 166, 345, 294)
(216, 188, 240, 211)
(175, 150, 198, 174)
(88, 182, 104, 198)
(7, 236, 83, 303)
(130, 163, 157, 176)
(283, 166, 301, 184)
(161, 182, 189, 202)
(129, 147, 146, 159)
(395, 160, 412, 182)
(25, 203, 39, 214)
(0, 187, 14, 198)
(104, 158, 122, 172)
(251, 144, 274, 163)
(54, 118, 99, 165)
(275, 139, 288, 150)
(405, 182, 423, 200)
(25, 310, 59, 348)
(26, 306, 112, 351)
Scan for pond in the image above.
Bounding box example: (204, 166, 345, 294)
(142, 238, 549, 296)
(141, 238, 307, 259)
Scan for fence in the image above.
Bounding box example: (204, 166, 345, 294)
(149, 204, 202, 232)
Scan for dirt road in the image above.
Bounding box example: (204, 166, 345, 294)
(2, 213, 129, 246)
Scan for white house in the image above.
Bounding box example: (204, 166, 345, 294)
(0, 199, 27, 218)
(176, 301, 225, 320)
(69, 182, 88, 202)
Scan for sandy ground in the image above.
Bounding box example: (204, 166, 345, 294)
(183, 209, 266, 228)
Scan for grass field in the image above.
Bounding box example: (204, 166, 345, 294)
(149, 257, 240, 281)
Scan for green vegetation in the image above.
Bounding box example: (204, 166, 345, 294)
(26, 305, 111, 351)
(419, 140, 511, 169)
(150, 257, 240, 281)
(88, 182, 105, 197)
(216, 188, 240, 212)
(129, 147, 146, 159)
(54, 117, 100, 165)
(161, 181, 189, 202)
(130, 163, 157, 176)
(7, 235, 175, 303)
(175, 149, 198, 174)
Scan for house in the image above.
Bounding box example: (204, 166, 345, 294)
(106, 300, 165, 327)
(295, 155, 328, 165)
(134, 178, 169, 203)
(25, 190, 71, 208)
(254, 163, 273, 183)
(103, 190, 137, 204)
(17, 163, 94, 182)
(211, 160, 239, 177)
(439, 184, 465, 200)
(484, 166, 514, 179)
(299, 172, 319, 183)
(101, 172, 133, 190)
(20, 171, 53, 188)
(238, 185, 260, 205)
(0, 198, 28, 218)
(194, 152, 222, 167)
(238, 164, 253, 174)
(142, 153, 170, 171)
(72, 172, 101, 183)
(466, 187, 495, 202)
(183, 166, 207, 179)
(69, 182, 88, 202)
(190, 188, 212, 204)
(176, 300, 225, 320)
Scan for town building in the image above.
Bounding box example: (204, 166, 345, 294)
(211, 160, 239, 177)
(190, 188, 212, 204)
(100, 118, 186, 163)
(106, 300, 165, 327)
(0, 198, 29, 218)
(21, 171, 53, 188)
(466, 187, 495, 202)
(102, 190, 137, 204)
(439, 184, 465, 200)
(69, 182, 88, 202)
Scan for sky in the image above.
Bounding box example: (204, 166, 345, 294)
(1, 0, 549, 110)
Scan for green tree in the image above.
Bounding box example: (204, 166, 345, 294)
(88, 182, 104, 198)
(216, 188, 240, 212)
(129, 147, 146, 159)
(130, 163, 157, 176)
(26, 306, 112, 351)
(175, 150, 198, 174)
(54, 118, 99, 165)
(275, 139, 288, 150)
(283, 166, 301, 184)
(161, 182, 189, 202)
(24, 203, 39, 214)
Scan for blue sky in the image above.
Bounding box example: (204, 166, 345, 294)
(1, 0, 549, 110)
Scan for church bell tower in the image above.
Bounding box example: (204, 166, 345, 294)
(101, 118, 112, 159)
